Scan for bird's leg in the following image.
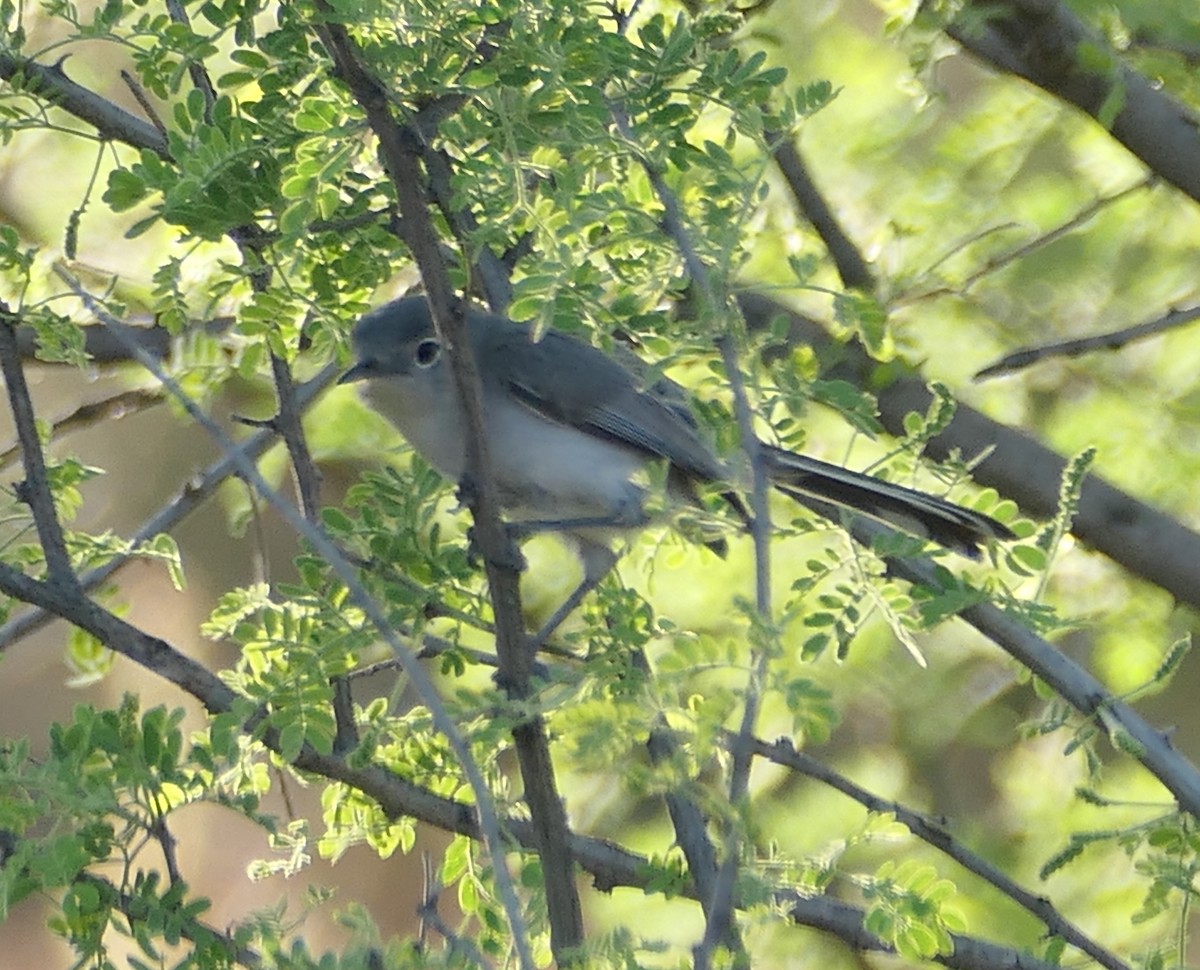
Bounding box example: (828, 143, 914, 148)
(526, 541, 619, 652)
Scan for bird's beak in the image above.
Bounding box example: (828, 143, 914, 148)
(337, 361, 370, 385)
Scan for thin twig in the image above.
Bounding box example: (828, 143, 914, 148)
(0, 364, 341, 652)
(351, 627, 563, 677)
(54, 267, 536, 970)
(417, 851, 494, 967)
(898, 177, 1153, 308)
(311, 16, 576, 966)
(0, 308, 79, 588)
(417, 851, 433, 951)
(975, 303, 1200, 378)
(746, 735, 1130, 970)
(0, 388, 162, 471)
(268, 352, 323, 522)
(609, 99, 757, 967)
(630, 646, 722, 912)
(698, 334, 770, 967)
(76, 872, 261, 968)
(147, 813, 182, 885)
(119, 70, 168, 141)
(842, 513, 1200, 817)
(954, 177, 1151, 295)
(164, 0, 218, 122)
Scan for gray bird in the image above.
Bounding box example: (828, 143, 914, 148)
(340, 296, 1014, 636)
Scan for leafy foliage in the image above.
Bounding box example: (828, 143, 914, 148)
(1, 0, 1199, 966)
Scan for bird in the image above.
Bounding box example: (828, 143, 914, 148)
(340, 295, 1014, 638)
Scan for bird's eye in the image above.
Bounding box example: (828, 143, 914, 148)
(414, 338, 441, 368)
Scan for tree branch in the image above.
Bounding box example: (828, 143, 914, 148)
(837, 513, 1200, 818)
(0, 502, 1100, 970)
(163, 0, 217, 122)
(975, 303, 1200, 378)
(273, 16, 570, 963)
(748, 735, 1130, 970)
(782, 893, 1064, 970)
(0, 308, 80, 588)
(267, 351, 322, 522)
(0, 388, 163, 471)
(0, 51, 169, 156)
(301, 742, 1067, 970)
(739, 292, 1200, 611)
(771, 135, 876, 292)
(630, 648, 723, 918)
(0, 559, 237, 710)
(609, 99, 756, 966)
(76, 873, 262, 969)
(0, 363, 341, 652)
(944, 0, 1200, 204)
(10, 315, 235, 364)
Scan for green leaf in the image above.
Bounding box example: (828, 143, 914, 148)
(1040, 841, 1085, 879)
(834, 291, 891, 358)
(104, 169, 150, 210)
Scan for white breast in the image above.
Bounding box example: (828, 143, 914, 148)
(361, 373, 649, 525)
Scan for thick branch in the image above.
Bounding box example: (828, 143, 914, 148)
(421, 144, 513, 312)
(0, 52, 169, 156)
(739, 293, 1200, 611)
(784, 893, 1063, 970)
(0, 389, 162, 471)
(0, 561, 236, 711)
(772, 136, 875, 292)
(13, 319, 173, 362)
(945, 0, 1200, 204)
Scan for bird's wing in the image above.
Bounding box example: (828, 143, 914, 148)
(479, 321, 725, 480)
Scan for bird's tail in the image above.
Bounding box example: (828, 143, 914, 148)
(761, 444, 1015, 558)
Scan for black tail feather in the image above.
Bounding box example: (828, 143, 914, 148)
(760, 445, 1014, 557)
